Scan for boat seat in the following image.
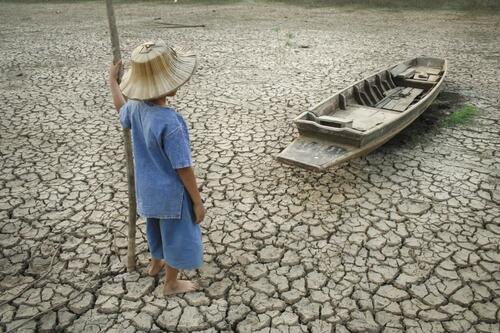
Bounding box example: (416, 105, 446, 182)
(410, 71, 440, 83)
(396, 68, 416, 79)
(325, 105, 399, 132)
(392, 64, 441, 82)
(355, 72, 397, 108)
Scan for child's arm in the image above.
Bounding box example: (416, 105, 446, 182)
(177, 167, 205, 224)
(109, 60, 126, 112)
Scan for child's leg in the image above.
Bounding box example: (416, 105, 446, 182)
(163, 264, 198, 295)
(159, 192, 203, 295)
(145, 218, 165, 276)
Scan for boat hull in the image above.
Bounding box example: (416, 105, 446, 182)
(277, 57, 447, 171)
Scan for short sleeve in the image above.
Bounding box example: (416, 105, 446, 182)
(119, 102, 131, 129)
(163, 126, 192, 169)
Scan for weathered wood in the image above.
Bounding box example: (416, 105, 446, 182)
(318, 115, 353, 128)
(415, 66, 441, 75)
(339, 94, 347, 109)
(105, 0, 137, 272)
(382, 97, 401, 111)
(154, 22, 206, 29)
(428, 74, 440, 82)
(376, 87, 403, 108)
(413, 72, 429, 80)
(278, 135, 349, 170)
(383, 87, 404, 97)
(278, 57, 447, 170)
(337, 105, 398, 132)
(397, 78, 437, 89)
(390, 63, 408, 76)
(386, 88, 423, 112)
(363, 80, 378, 105)
(386, 71, 397, 88)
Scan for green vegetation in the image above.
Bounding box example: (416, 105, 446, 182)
(0, 0, 241, 4)
(440, 105, 478, 127)
(285, 32, 295, 47)
(4, 0, 500, 11)
(270, 27, 295, 48)
(268, 0, 500, 11)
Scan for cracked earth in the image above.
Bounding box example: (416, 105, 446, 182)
(0, 1, 499, 332)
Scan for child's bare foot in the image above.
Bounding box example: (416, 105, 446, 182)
(147, 260, 164, 277)
(163, 280, 199, 296)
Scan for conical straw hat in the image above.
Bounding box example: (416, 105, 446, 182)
(120, 41, 196, 100)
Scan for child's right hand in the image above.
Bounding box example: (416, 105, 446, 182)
(193, 202, 205, 224)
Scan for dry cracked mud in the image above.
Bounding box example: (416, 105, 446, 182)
(0, 1, 499, 332)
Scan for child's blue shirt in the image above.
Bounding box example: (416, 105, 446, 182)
(119, 100, 192, 219)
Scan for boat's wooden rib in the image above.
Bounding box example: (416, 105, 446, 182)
(277, 57, 447, 171)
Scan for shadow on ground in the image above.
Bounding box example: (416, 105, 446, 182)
(386, 91, 466, 147)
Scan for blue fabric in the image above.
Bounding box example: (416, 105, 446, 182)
(146, 191, 203, 270)
(119, 100, 192, 219)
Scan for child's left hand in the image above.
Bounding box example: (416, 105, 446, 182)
(193, 202, 205, 224)
(109, 59, 122, 82)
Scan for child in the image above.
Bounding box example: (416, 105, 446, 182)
(108, 41, 204, 296)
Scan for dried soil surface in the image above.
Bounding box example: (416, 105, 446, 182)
(0, 1, 499, 332)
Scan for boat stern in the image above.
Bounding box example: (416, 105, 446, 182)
(276, 135, 353, 171)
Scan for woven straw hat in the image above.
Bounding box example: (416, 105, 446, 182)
(120, 41, 196, 100)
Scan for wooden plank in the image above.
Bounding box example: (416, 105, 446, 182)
(387, 88, 423, 112)
(386, 71, 397, 88)
(397, 68, 416, 79)
(318, 116, 353, 128)
(277, 136, 350, 170)
(393, 88, 422, 111)
(413, 72, 429, 80)
(414, 66, 441, 75)
(384, 98, 401, 110)
(390, 63, 409, 76)
(328, 105, 398, 132)
(426, 67, 441, 75)
(331, 105, 378, 120)
(401, 87, 413, 94)
(382, 87, 415, 110)
(377, 87, 404, 108)
(351, 110, 397, 132)
(376, 98, 392, 108)
(428, 74, 440, 82)
(401, 78, 437, 89)
(383, 87, 403, 97)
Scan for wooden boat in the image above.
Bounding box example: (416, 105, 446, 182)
(277, 57, 447, 171)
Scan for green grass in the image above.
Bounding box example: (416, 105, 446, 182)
(0, 0, 242, 4)
(285, 32, 295, 47)
(440, 105, 478, 127)
(267, 0, 500, 11)
(3, 0, 500, 11)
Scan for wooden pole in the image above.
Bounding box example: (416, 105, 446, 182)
(105, 0, 137, 272)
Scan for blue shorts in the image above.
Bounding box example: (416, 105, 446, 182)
(145, 192, 203, 270)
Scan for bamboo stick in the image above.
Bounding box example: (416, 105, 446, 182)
(105, 0, 137, 272)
